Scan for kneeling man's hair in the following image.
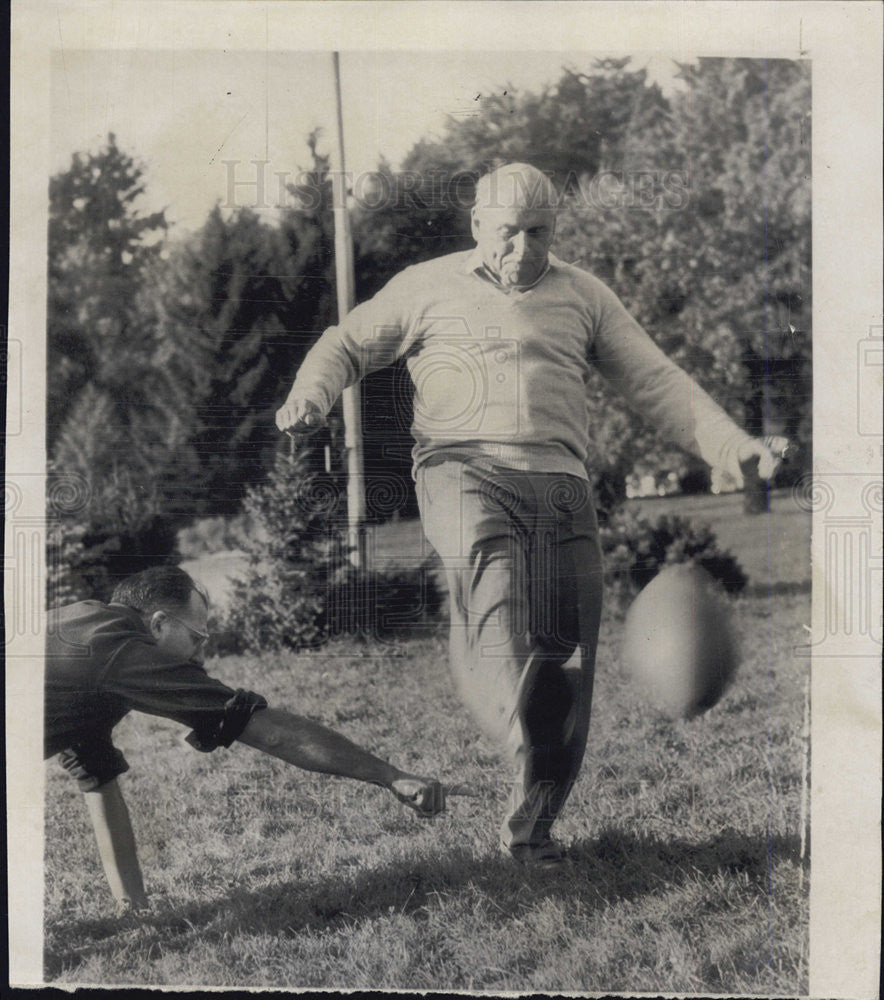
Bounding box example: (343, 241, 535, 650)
(112, 566, 208, 615)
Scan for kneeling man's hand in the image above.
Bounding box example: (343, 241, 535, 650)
(390, 774, 447, 817)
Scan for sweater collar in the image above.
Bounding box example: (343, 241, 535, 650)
(463, 248, 555, 292)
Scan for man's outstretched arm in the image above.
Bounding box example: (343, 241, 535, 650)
(236, 707, 446, 816)
(275, 268, 418, 436)
(82, 778, 149, 911)
(590, 283, 789, 482)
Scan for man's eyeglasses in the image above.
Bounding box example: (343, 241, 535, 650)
(163, 612, 211, 650)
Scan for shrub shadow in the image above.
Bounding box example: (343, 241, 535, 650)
(45, 827, 803, 981)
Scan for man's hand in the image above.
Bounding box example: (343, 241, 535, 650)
(390, 773, 447, 817)
(275, 397, 326, 437)
(737, 435, 792, 482)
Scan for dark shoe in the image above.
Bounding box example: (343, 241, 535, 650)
(502, 838, 568, 866)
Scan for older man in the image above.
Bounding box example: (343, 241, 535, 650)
(46, 566, 445, 911)
(276, 162, 783, 864)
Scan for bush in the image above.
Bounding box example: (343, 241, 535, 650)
(325, 563, 444, 640)
(213, 448, 444, 654)
(600, 507, 747, 607)
(214, 448, 339, 652)
(213, 564, 327, 654)
(678, 463, 712, 495)
(48, 518, 180, 605)
(46, 519, 99, 607)
(46, 465, 180, 605)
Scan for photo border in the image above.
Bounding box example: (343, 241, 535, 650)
(7, 2, 882, 994)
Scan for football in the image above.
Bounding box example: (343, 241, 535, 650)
(621, 563, 739, 719)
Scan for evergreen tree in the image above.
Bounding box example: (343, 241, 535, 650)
(218, 446, 344, 651)
(157, 182, 334, 516)
(47, 134, 192, 581)
(48, 134, 178, 468)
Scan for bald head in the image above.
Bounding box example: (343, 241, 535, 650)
(471, 163, 558, 289)
(473, 163, 559, 215)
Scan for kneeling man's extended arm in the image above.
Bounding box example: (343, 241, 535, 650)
(237, 707, 446, 816)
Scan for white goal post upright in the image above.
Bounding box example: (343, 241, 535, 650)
(331, 51, 367, 571)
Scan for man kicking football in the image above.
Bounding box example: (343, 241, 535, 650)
(45, 565, 445, 912)
(276, 161, 786, 865)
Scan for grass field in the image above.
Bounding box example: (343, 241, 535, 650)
(45, 489, 811, 992)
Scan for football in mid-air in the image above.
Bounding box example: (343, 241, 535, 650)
(621, 563, 739, 720)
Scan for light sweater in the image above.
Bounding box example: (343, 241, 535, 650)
(290, 249, 752, 481)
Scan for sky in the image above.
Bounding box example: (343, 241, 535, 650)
(50, 49, 688, 233)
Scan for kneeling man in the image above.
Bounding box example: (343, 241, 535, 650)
(46, 565, 445, 912)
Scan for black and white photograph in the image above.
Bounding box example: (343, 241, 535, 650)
(6, 2, 882, 995)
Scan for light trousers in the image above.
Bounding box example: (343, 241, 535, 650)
(416, 461, 604, 848)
